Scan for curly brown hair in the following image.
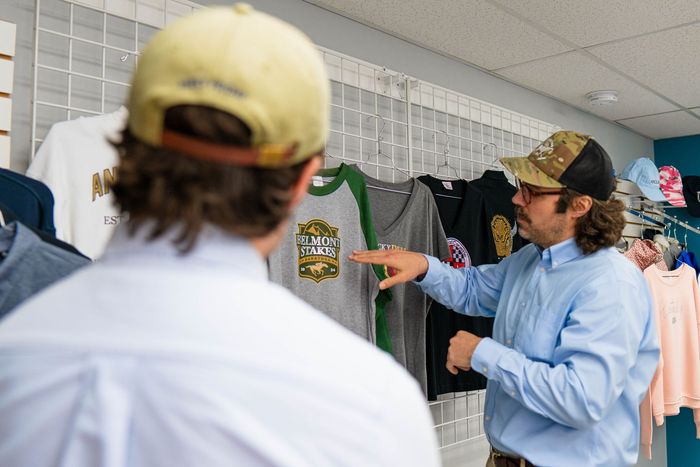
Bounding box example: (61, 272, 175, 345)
(555, 188, 626, 255)
(111, 105, 311, 252)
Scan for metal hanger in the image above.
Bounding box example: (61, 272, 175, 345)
(483, 142, 502, 169)
(365, 114, 410, 177)
(434, 130, 459, 179)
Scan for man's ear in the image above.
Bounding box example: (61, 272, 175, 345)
(289, 155, 323, 209)
(570, 195, 593, 219)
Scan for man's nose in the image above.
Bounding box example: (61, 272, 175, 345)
(512, 188, 526, 206)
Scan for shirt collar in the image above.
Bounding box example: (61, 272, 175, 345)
(537, 237, 582, 270)
(102, 222, 268, 281)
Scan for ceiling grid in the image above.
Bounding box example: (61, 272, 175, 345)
(305, 0, 700, 139)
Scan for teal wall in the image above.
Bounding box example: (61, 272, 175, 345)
(653, 134, 700, 467)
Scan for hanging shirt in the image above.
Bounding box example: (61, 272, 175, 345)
(353, 167, 449, 394)
(640, 264, 700, 457)
(0, 201, 86, 258)
(675, 250, 700, 275)
(0, 168, 55, 236)
(26, 107, 128, 259)
(418, 175, 493, 399)
(0, 223, 439, 467)
(416, 238, 659, 467)
(269, 163, 392, 352)
(0, 222, 89, 320)
(470, 170, 527, 263)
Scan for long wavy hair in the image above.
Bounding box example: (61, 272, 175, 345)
(556, 188, 626, 255)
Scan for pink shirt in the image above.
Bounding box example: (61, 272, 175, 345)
(640, 263, 700, 458)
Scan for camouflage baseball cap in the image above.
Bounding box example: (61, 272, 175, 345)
(500, 130, 615, 200)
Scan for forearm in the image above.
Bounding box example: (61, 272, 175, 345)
(415, 256, 498, 318)
(472, 338, 619, 430)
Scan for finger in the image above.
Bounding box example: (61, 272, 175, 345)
(378, 271, 414, 290)
(446, 361, 459, 375)
(348, 251, 392, 264)
(456, 365, 471, 372)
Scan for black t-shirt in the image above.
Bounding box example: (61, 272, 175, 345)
(418, 175, 492, 399)
(470, 170, 527, 263)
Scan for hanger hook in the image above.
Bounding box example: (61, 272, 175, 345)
(365, 114, 387, 140)
(483, 142, 497, 157)
(438, 130, 450, 155)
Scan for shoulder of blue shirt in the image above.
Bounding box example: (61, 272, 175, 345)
(0, 202, 89, 260)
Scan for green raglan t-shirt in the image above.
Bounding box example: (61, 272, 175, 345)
(268, 163, 392, 353)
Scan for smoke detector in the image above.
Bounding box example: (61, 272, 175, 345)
(585, 90, 619, 106)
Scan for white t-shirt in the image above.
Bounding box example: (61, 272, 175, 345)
(0, 224, 439, 467)
(26, 107, 128, 259)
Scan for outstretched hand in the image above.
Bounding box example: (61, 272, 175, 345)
(348, 249, 429, 290)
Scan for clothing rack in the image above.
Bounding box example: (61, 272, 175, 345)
(625, 198, 700, 236)
(656, 210, 700, 236)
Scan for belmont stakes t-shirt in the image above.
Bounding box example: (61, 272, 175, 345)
(269, 163, 392, 353)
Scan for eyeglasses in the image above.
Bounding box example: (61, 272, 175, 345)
(515, 179, 565, 205)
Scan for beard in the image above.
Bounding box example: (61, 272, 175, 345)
(515, 207, 531, 240)
(515, 206, 565, 248)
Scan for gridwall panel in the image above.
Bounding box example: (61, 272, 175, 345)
(32, 0, 559, 452)
(31, 0, 202, 155)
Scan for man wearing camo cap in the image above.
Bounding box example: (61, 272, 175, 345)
(352, 130, 659, 466)
(0, 5, 439, 466)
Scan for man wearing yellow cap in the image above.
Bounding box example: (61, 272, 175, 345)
(0, 6, 439, 466)
(351, 131, 659, 466)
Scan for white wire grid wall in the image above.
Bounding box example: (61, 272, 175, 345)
(30, 0, 203, 156)
(31, 0, 559, 452)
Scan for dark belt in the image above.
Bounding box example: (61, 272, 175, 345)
(489, 446, 536, 467)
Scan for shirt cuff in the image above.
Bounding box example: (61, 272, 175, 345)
(471, 337, 509, 379)
(414, 255, 443, 285)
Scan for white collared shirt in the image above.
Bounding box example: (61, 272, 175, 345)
(0, 224, 439, 467)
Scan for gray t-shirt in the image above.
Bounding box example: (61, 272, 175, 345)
(0, 222, 89, 320)
(354, 167, 449, 394)
(269, 164, 392, 352)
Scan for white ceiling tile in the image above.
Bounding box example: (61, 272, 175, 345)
(307, 0, 571, 70)
(490, 0, 700, 47)
(496, 51, 677, 121)
(617, 111, 700, 139)
(588, 23, 700, 108)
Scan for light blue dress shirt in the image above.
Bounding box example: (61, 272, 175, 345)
(418, 238, 660, 467)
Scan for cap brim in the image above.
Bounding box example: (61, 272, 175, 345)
(499, 156, 564, 189)
(636, 184, 667, 202)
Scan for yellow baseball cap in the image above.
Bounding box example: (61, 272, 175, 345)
(127, 3, 329, 168)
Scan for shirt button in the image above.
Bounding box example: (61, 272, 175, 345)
(506, 339, 512, 345)
(540, 267, 545, 272)
(485, 416, 491, 421)
(482, 367, 488, 374)
(511, 391, 516, 397)
(521, 302, 526, 307)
